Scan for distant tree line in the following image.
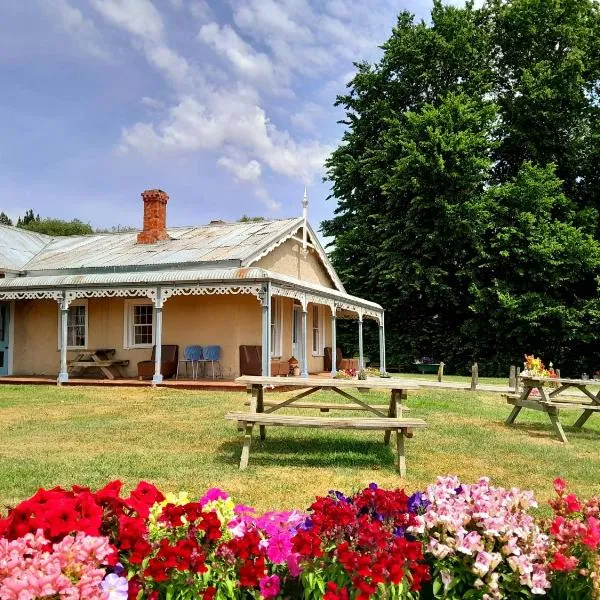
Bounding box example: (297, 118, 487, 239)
(324, 0, 600, 376)
(0, 209, 140, 236)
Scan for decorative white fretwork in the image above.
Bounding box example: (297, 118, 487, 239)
(161, 284, 263, 304)
(0, 283, 381, 320)
(0, 290, 64, 302)
(270, 284, 381, 321)
(65, 288, 158, 304)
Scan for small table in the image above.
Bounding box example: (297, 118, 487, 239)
(68, 349, 129, 380)
(505, 376, 600, 442)
(229, 376, 425, 475)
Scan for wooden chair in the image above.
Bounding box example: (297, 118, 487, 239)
(324, 347, 359, 371)
(137, 345, 179, 380)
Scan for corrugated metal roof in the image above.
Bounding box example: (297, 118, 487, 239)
(0, 266, 382, 311)
(0, 225, 51, 271)
(1, 218, 303, 273)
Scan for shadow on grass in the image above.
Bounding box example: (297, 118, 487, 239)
(506, 421, 600, 441)
(218, 435, 397, 470)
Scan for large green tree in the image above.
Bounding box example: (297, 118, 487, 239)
(324, 0, 600, 374)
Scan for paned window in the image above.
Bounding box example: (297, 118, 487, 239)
(58, 301, 88, 349)
(67, 305, 87, 348)
(312, 305, 324, 355)
(270, 297, 282, 357)
(124, 301, 155, 348)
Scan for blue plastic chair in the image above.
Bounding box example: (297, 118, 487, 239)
(176, 345, 203, 379)
(200, 345, 222, 379)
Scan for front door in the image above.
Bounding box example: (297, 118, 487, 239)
(292, 305, 302, 360)
(0, 303, 9, 376)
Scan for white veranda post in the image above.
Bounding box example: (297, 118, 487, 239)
(358, 312, 364, 371)
(331, 309, 337, 376)
(152, 288, 163, 385)
(301, 298, 308, 378)
(379, 312, 386, 374)
(57, 294, 69, 384)
(260, 283, 271, 376)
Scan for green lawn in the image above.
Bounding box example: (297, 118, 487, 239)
(391, 373, 511, 386)
(0, 384, 598, 514)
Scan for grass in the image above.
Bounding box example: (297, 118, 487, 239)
(391, 373, 511, 386)
(0, 384, 598, 514)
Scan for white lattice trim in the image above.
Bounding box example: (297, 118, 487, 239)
(0, 290, 64, 302)
(270, 285, 381, 320)
(65, 288, 158, 304)
(161, 284, 263, 303)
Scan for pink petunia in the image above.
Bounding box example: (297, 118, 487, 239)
(259, 574, 280, 598)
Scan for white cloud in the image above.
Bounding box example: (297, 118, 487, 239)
(89, 0, 164, 42)
(99, 0, 400, 212)
(44, 0, 110, 59)
(198, 23, 285, 92)
(90, 0, 193, 88)
(217, 155, 262, 184)
(141, 96, 165, 109)
(189, 0, 212, 21)
(120, 91, 332, 184)
(253, 187, 281, 211)
(290, 102, 324, 134)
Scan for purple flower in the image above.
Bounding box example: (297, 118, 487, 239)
(369, 482, 378, 490)
(101, 573, 128, 600)
(299, 517, 313, 530)
(408, 491, 430, 514)
(394, 526, 406, 537)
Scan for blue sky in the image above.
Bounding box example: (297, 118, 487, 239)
(1, 0, 445, 234)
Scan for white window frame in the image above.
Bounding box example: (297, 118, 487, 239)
(270, 297, 283, 358)
(123, 299, 155, 349)
(57, 300, 88, 350)
(311, 304, 324, 356)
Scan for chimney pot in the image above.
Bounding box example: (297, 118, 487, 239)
(137, 189, 169, 244)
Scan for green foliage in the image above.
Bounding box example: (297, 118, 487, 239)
(19, 217, 93, 236)
(16, 209, 38, 227)
(324, 0, 600, 375)
(237, 215, 265, 222)
(0, 212, 12, 226)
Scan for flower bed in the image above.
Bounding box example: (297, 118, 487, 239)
(0, 478, 597, 599)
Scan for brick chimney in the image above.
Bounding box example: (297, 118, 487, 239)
(137, 189, 170, 244)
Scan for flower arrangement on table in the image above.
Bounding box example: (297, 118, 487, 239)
(522, 355, 558, 380)
(333, 368, 357, 379)
(1, 478, 598, 599)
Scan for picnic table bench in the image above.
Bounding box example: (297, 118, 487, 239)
(505, 376, 600, 442)
(68, 349, 129, 380)
(228, 376, 426, 476)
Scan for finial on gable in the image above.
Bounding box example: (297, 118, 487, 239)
(302, 187, 308, 254)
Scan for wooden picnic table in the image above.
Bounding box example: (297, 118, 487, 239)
(227, 376, 426, 476)
(67, 348, 129, 380)
(505, 376, 600, 442)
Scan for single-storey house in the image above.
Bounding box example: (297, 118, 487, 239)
(0, 189, 385, 383)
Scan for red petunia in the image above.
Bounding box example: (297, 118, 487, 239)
(549, 551, 578, 572)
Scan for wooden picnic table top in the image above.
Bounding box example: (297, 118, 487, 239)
(235, 375, 420, 390)
(521, 375, 599, 386)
